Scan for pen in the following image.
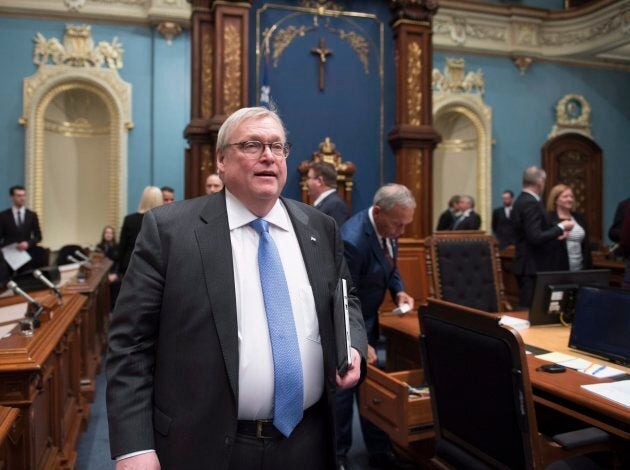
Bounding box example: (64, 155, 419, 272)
(591, 365, 606, 376)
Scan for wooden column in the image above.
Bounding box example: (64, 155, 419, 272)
(184, 0, 251, 199)
(388, 0, 441, 239)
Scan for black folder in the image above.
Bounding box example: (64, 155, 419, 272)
(334, 278, 352, 375)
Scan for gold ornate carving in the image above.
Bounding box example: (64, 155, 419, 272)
(44, 117, 110, 136)
(156, 22, 183, 45)
(271, 25, 310, 67)
(408, 148, 422, 194)
(433, 16, 506, 45)
(201, 27, 212, 119)
(437, 138, 477, 152)
(407, 41, 422, 126)
(541, 13, 625, 46)
(298, 1, 343, 12)
(223, 21, 242, 115)
(515, 22, 537, 47)
(326, 27, 369, 74)
(34, 25, 123, 69)
(512, 56, 533, 76)
(432, 58, 484, 95)
(551, 94, 592, 137)
(558, 151, 587, 212)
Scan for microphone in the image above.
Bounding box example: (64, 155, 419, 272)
(67, 255, 82, 264)
(7, 280, 44, 331)
(7, 280, 40, 306)
(74, 250, 91, 264)
(33, 269, 63, 300)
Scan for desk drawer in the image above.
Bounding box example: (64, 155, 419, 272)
(359, 366, 433, 447)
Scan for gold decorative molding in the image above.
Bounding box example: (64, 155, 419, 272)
(44, 117, 110, 136)
(409, 148, 422, 195)
(298, 0, 343, 12)
(34, 25, 123, 69)
(437, 138, 477, 152)
(406, 41, 422, 126)
(327, 27, 369, 74)
(156, 21, 183, 45)
(550, 94, 592, 138)
(270, 25, 311, 67)
(223, 21, 242, 116)
(432, 58, 484, 95)
(201, 27, 212, 119)
(512, 56, 533, 75)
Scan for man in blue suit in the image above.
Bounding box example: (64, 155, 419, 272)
(307, 162, 350, 227)
(336, 183, 416, 470)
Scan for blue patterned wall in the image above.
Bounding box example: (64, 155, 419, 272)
(0, 17, 190, 215)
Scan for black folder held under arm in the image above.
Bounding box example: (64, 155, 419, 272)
(334, 278, 352, 376)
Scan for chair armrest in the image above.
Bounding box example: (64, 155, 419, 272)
(552, 427, 609, 450)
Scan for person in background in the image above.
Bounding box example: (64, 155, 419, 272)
(492, 190, 516, 249)
(452, 195, 481, 230)
(0, 185, 43, 272)
(436, 195, 460, 231)
(306, 161, 349, 227)
(205, 173, 224, 194)
(161, 186, 175, 204)
(511, 167, 573, 308)
(545, 184, 592, 272)
(98, 225, 121, 309)
(611, 197, 630, 288)
(609, 197, 630, 248)
(337, 183, 416, 470)
(117, 186, 163, 276)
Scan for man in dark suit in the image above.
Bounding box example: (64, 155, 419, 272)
(511, 167, 574, 308)
(0, 185, 43, 273)
(106, 107, 367, 470)
(453, 195, 481, 230)
(436, 194, 460, 231)
(306, 161, 350, 227)
(336, 184, 416, 470)
(609, 197, 630, 244)
(492, 189, 516, 249)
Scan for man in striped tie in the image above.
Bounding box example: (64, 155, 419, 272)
(107, 107, 368, 470)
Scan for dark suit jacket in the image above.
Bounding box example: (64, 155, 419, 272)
(117, 212, 144, 274)
(511, 192, 564, 276)
(106, 192, 367, 469)
(453, 211, 481, 230)
(492, 206, 516, 249)
(436, 209, 455, 231)
(609, 197, 630, 242)
(0, 208, 42, 249)
(544, 211, 592, 271)
(315, 191, 350, 228)
(341, 209, 404, 346)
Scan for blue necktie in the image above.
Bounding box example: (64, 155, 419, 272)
(249, 218, 304, 437)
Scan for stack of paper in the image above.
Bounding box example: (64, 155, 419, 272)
(581, 380, 630, 408)
(536, 352, 625, 378)
(499, 315, 530, 331)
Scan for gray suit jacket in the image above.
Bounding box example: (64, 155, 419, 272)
(106, 191, 367, 469)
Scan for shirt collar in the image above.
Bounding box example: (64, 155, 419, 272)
(225, 189, 291, 232)
(462, 208, 472, 217)
(368, 206, 386, 240)
(523, 189, 540, 202)
(312, 188, 336, 207)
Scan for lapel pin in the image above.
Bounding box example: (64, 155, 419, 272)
(310, 236, 317, 242)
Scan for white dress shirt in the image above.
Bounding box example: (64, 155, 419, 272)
(226, 190, 324, 420)
(312, 188, 336, 207)
(368, 206, 393, 258)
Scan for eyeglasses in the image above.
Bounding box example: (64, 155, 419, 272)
(225, 141, 291, 159)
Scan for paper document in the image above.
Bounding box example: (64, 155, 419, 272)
(1, 243, 31, 271)
(536, 352, 576, 363)
(581, 380, 630, 408)
(0, 302, 29, 338)
(499, 315, 530, 331)
(536, 352, 626, 377)
(581, 364, 626, 378)
(392, 303, 411, 315)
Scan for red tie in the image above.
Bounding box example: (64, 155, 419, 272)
(382, 237, 394, 270)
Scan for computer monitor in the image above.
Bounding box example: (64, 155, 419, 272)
(569, 286, 630, 366)
(529, 269, 610, 326)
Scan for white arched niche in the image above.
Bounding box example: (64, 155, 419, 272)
(432, 58, 492, 232)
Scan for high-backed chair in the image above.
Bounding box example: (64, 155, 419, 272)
(419, 299, 611, 470)
(424, 231, 510, 312)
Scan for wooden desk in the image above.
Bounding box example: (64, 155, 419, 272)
(61, 258, 112, 402)
(0, 293, 86, 470)
(0, 406, 20, 469)
(378, 312, 630, 441)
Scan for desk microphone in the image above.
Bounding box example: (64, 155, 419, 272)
(67, 255, 82, 264)
(33, 269, 63, 300)
(74, 250, 92, 264)
(7, 280, 43, 311)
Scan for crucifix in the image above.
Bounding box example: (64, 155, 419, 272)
(310, 38, 333, 91)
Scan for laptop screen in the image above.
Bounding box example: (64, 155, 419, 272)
(568, 286, 630, 366)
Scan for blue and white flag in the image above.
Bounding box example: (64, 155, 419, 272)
(260, 37, 271, 108)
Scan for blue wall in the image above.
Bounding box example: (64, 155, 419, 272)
(0, 17, 190, 213)
(433, 52, 630, 239)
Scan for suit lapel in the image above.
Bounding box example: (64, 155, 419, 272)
(194, 193, 239, 401)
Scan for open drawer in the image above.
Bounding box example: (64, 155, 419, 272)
(359, 365, 433, 447)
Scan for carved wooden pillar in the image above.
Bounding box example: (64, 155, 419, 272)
(184, 0, 251, 199)
(388, 1, 440, 239)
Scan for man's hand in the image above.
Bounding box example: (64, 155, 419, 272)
(561, 220, 574, 232)
(116, 452, 160, 470)
(336, 348, 362, 389)
(396, 291, 414, 310)
(108, 273, 119, 283)
(17, 241, 29, 251)
(366, 345, 378, 365)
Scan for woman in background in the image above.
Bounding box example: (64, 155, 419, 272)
(98, 225, 121, 309)
(545, 184, 592, 271)
(118, 186, 163, 275)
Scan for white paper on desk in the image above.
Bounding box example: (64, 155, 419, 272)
(499, 315, 530, 331)
(536, 352, 576, 363)
(0, 302, 29, 338)
(581, 380, 630, 408)
(1, 243, 31, 271)
(582, 364, 626, 378)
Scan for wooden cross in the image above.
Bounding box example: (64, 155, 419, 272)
(310, 38, 333, 91)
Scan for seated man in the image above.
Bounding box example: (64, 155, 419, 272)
(307, 161, 350, 227)
(453, 195, 481, 230)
